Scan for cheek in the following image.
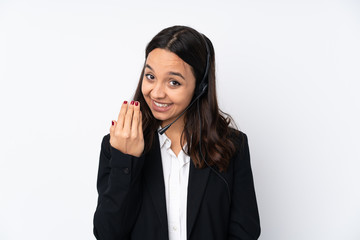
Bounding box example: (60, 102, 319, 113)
(172, 90, 193, 106)
(183, 88, 195, 104)
(186, 93, 194, 105)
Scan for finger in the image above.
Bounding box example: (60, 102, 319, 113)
(117, 101, 128, 129)
(110, 120, 117, 136)
(123, 100, 135, 131)
(139, 111, 143, 138)
(131, 101, 140, 137)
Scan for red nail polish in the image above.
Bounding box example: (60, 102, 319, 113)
(130, 101, 134, 105)
(135, 101, 139, 106)
(123, 101, 128, 104)
(112, 121, 114, 126)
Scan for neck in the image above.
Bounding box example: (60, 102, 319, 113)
(160, 116, 185, 145)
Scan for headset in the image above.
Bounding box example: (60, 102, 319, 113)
(157, 34, 231, 203)
(158, 34, 210, 135)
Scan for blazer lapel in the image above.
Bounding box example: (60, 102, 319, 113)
(187, 159, 210, 238)
(143, 134, 168, 230)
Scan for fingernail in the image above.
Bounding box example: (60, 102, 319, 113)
(130, 100, 134, 105)
(112, 120, 114, 126)
(135, 101, 139, 106)
(123, 101, 128, 104)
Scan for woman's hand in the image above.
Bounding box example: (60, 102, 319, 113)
(110, 101, 144, 157)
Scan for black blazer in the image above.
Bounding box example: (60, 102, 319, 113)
(93, 131, 260, 240)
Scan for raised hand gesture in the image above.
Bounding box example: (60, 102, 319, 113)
(110, 101, 144, 157)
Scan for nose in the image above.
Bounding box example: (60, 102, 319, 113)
(151, 81, 166, 99)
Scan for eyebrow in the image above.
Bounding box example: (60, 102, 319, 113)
(145, 64, 185, 80)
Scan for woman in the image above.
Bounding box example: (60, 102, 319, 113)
(93, 25, 260, 240)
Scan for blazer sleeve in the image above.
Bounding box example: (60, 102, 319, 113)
(93, 134, 144, 240)
(228, 133, 261, 240)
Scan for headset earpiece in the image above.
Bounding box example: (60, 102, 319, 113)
(196, 34, 211, 97)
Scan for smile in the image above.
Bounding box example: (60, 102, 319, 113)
(154, 101, 171, 107)
(151, 100, 173, 113)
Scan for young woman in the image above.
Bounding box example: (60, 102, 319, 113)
(93, 25, 261, 240)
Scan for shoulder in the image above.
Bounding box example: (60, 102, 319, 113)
(227, 127, 251, 170)
(228, 127, 248, 150)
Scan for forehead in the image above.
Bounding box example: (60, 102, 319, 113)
(146, 48, 192, 74)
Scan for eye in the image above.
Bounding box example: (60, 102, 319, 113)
(169, 80, 181, 86)
(145, 73, 155, 80)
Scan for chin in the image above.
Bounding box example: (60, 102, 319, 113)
(151, 112, 169, 121)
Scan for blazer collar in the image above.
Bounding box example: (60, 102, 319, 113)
(143, 133, 168, 232)
(144, 133, 210, 238)
(187, 158, 210, 238)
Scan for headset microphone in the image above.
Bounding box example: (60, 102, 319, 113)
(157, 84, 208, 135)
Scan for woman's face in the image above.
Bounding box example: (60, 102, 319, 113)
(141, 48, 196, 127)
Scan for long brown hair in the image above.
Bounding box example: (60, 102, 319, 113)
(134, 26, 239, 172)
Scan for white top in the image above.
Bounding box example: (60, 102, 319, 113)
(158, 132, 190, 240)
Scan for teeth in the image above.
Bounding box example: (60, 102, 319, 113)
(154, 101, 169, 107)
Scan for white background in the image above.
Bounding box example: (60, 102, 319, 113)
(1, 0, 359, 239)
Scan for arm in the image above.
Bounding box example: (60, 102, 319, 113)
(94, 101, 144, 240)
(228, 133, 261, 240)
(93, 134, 144, 240)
